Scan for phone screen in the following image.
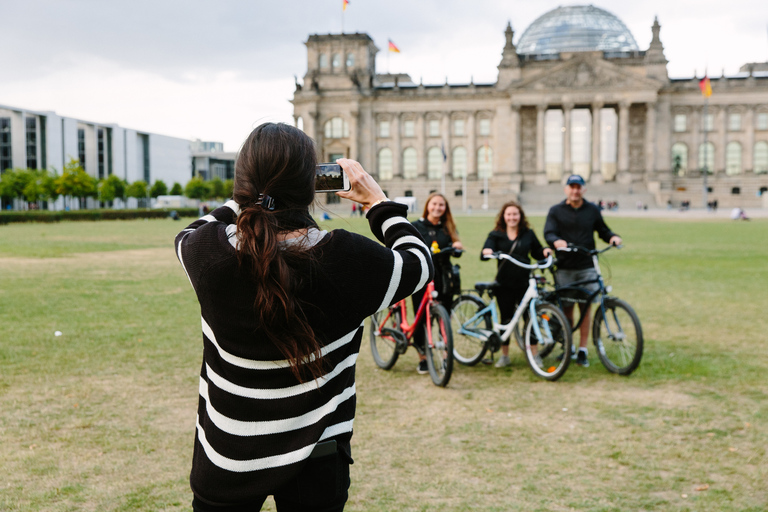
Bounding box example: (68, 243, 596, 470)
(315, 163, 349, 192)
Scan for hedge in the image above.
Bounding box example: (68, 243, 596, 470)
(0, 208, 200, 224)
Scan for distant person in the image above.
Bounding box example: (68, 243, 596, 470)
(544, 175, 622, 368)
(481, 201, 552, 368)
(730, 207, 750, 220)
(175, 123, 433, 511)
(411, 192, 464, 374)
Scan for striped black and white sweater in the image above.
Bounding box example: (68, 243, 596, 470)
(175, 199, 433, 504)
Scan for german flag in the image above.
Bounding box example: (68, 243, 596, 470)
(388, 39, 400, 53)
(343, 0, 349, 11)
(699, 75, 712, 98)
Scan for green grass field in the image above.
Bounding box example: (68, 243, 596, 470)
(1, 213, 766, 511)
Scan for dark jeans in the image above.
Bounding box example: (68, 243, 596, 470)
(191, 450, 350, 512)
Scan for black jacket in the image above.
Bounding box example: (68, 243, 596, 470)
(482, 229, 547, 287)
(543, 200, 617, 270)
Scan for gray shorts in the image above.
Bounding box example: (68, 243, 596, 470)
(555, 268, 600, 304)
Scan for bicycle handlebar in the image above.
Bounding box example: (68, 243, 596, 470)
(433, 246, 463, 257)
(482, 252, 554, 270)
(556, 243, 622, 256)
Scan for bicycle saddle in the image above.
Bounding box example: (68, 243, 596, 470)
(474, 281, 499, 292)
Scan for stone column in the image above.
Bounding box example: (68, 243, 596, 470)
(644, 102, 656, 180)
(349, 110, 358, 161)
(418, 112, 427, 177)
(511, 103, 521, 175)
(468, 111, 477, 177)
(591, 101, 603, 184)
(392, 113, 401, 178)
(309, 111, 322, 161)
(690, 107, 701, 174)
(442, 112, 452, 181)
(716, 107, 726, 175)
(745, 106, 755, 173)
(563, 103, 573, 175)
(617, 101, 630, 182)
(535, 104, 547, 185)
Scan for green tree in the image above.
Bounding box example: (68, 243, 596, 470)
(150, 180, 168, 198)
(209, 177, 226, 200)
(184, 177, 210, 200)
(0, 169, 26, 206)
(43, 168, 60, 209)
(55, 159, 97, 209)
(126, 180, 149, 208)
(169, 182, 183, 195)
(22, 169, 51, 207)
(223, 178, 234, 200)
(99, 175, 127, 205)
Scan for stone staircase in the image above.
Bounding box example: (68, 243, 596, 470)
(518, 182, 657, 212)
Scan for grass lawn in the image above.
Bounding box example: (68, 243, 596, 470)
(0, 213, 766, 511)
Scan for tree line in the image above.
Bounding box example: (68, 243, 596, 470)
(0, 158, 234, 210)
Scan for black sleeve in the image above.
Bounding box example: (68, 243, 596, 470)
(528, 230, 546, 261)
(543, 206, 561, 246)
(594, 210, 616, 244)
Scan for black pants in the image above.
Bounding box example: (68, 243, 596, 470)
(495, 286, 525, 346)
(191, 451, 350, 512)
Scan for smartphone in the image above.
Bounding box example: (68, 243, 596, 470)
(315, 163, 350, 193)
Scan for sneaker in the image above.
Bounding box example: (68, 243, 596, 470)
(576, 350, 590, 367)
(533, 354, 543, 368)
(417, 359, 429, 374)
(494, 355, 511, 368)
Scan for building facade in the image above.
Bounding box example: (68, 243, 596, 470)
(292, 5, 768, 210)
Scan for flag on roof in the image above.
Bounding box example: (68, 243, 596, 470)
(388, 39, 400, 53)
(343, 0, 349, 11)
(699, 75, 712, 98)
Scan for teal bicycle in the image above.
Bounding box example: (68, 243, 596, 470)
(450, 253, 573, 381)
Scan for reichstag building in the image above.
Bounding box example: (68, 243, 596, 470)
(292, 5, 768, 210)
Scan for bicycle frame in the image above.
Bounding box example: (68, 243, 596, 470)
(382, 279, 439, 344)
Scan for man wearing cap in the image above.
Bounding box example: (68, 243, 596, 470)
(543, 175, 622, 367)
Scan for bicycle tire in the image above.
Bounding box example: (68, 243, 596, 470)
(424, 303, 454, 387)
(524, 302, 572, 381)
(450, 294, 490, 366)
(592, 298, 643, 375)
(369, 308, 402, 370)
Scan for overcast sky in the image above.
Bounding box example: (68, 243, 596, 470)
(2, 0, 766, 151)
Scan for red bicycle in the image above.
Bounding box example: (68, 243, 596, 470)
(368, 248, 458, 387)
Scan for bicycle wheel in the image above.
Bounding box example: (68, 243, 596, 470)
(593, 298, 643, 375)
(524, 302, 572, 381)
(450, 294, 490, 366)
(424, 303, 454, 387)
(369, 307, 402, 370)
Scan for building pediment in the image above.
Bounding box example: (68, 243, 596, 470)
(514, 56, 663, 92)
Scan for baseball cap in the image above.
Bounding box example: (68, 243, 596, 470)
(566, 175, 586, 186)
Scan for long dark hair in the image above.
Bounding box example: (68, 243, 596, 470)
(233, 122, 323, 382)
(493, 200, 530, 234)
(421, 192, 459, 242)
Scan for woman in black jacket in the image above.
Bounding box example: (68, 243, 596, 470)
(411, 192, 463, 374)
(481, 200, 551, 368)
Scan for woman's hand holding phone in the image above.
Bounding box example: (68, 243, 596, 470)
(335, 159, 387, 208)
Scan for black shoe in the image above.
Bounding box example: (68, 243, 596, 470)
(576, 350, 590, 367)
(417, 360, 429, 374)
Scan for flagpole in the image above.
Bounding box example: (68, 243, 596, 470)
(703, 98, 709, 208)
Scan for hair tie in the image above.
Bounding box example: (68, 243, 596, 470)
(256, 194, 276, 211)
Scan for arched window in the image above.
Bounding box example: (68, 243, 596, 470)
(324, 117, 349, 139)
(452, 147, 467, 179)
(427, 147, 443, 180)
(671, 142, 688, 176)
(318, 54, 328, 69)
(725, 142, 742, 175)
(698, 142, 715, 174)
(331, 53, 341, 71)
(477, 146, 493, 178)
(378, 148, 393, 180)
(754, 141, 768, 174)
(402, 148, 418, 179)
(346, 53, 355, 68)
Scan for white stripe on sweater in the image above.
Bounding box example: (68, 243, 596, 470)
(176, 233, 195, 288)
(200, 380, 356, 437)
(391, 235, 426, 250)
(196, 418, 354, 473)
(377, 251, 403, 312)
(408, 247, 430, 291)
(201, 214, 216, 223)
(380, 216, 409, 236)
(201, 317, 362, 370)
(205, 352, 358, 400)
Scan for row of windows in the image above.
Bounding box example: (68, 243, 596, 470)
(377, 146, 494, 180)
(318, 52, 354, 71)
(0, 118, 11, 171)
(25, 118, 37, 169)
(671, 141, 768, 175)
(321, 116, 492, 140)
(673, 112, 768, 133)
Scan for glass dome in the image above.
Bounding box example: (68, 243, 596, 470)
(517, 5, 639, 56)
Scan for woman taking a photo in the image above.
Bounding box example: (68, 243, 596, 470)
(481, 200, 551, 368)
(175, 123, 433, 511)
(411, 192, 463, 374)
